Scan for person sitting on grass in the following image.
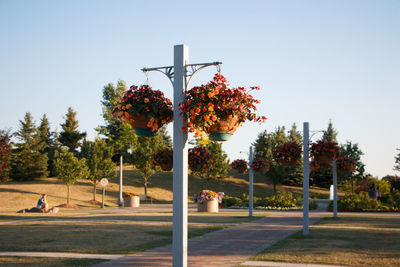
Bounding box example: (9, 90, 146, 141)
(37, 193, 49, 212)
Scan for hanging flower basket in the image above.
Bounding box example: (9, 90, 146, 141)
(112, 85, 173, 137)
(272, 142, 302, 167)
(251, 157, 270, 172)
(310, 140, 340, 167)
(336, 156, 355, 175)
(207, 114, 240, 141)
(188, 146, 214, 173)
(152, 148, 173, 171)
(231, 159, 248, 174)
(179, 73, 267, 141)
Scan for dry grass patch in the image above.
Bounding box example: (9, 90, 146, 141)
(252, 216, 400, 267)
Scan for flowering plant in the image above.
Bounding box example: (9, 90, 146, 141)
(151, 148, 173, 171)
(336, 156, 355, 174)
(124, 192, 139, 197)
(188, 146, 214, 173)
(251, 157, 269, 172)
(193, 189, 219, 204)
(179, 73, 267, 138)
(272, 142, 302, 166)
(310, 141, 340, 163)
(112, 85, 173, 132)
(231, 159, 248, 174)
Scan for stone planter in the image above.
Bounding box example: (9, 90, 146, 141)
(197, 198, 218, 213)
(124, 196, 140, 207)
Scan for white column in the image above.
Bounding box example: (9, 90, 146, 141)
(333, 159, 338, 218)
(172, 44, 189, 267)
(303, 122, 309, 236)
(118, 155, 123, 206)
(249, 146, 254, 217)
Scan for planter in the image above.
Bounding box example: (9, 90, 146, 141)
(197, 198, 219, 213)
(124, 196, 140, 207)
(127, 114, 159, 137)
(207, 115, 240, 141)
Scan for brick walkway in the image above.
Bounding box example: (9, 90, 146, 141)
(94, 212, 324, 267)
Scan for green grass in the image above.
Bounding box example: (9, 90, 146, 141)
(252, 216, 400, 267)
(0, 257, 106, 267)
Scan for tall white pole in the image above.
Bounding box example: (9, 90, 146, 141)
(303, 122, 309, 236)
(172, 44, 189, 267)
(333, 159, 338, 218)
(118, 155, 123, 206)
(249, 146, 254, 217)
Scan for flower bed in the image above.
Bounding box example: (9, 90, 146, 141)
(179, 73, 266, 140)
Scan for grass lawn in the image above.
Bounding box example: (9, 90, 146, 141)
(0, 257, 105, 267)
(0, 166, 330, 213)
(252, 215, 400, 267)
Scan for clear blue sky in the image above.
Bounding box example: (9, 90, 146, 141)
(1, 0, 399, 178)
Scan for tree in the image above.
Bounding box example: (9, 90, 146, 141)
(53, 148, 89, 205)
(0, 130, 12, 182)
(10, 113, 48, 180)
(322, 120, 338, 143)
(395, 149, 400, 172)
(59, 107, 86, 154)
(129, 134, 166, 198)
(81, 138, 116, 201)
(288, 123, 302, 144)
(38, 114, 59, 176)
(205, 141, 229, 179)
(340, 141, 365, 192)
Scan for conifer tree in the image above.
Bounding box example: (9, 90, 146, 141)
(288, 123, 302, 144)
(59, 107, 86, 154)
(81, 138, 116, 201)
(0, 129, 12, 182)
(395, 149, 400, 172)
(38, 114, 59, 176)
(322, 120, 338, 143)
(10, 112, 48, 180)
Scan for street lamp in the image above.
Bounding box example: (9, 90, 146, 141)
(141, 44, 221, 267)
(118, 145, 133, 207)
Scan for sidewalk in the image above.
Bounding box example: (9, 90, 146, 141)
(93, 212, 325, 267)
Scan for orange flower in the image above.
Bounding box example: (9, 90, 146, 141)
(202, 106, 207, 112)
(126, 104, 132, 109)
(147, 121, 153, 128)
(208, 106, 214, 112)
(204, 114, 210, 122)
(144, 98, 149, 103)
(195, 107, 201, 113)
(207, 92, 214, 98)
(211, 115, 217, 121)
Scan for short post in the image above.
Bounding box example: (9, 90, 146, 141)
(118, 154, 123, 206)
(333, 159, 338, 218)
(303, 122, 309, 236)
(102, 187, 105, 209)
(249, 146, 254, 217)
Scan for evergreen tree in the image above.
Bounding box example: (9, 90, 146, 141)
(10, 113, 49, 180)
(129, 133, 166, 198)
(395, 149, 400, 172)
(54, 148, 89, 205)
(253, 130, 269, 159)
(59, 107, 86, 154)
(0, 129, 12, 182)
(81, 138, 116, 201)
(288, 123, 302, 144)
(97, 81, 138, 159)
(205, 141, 229, 179)
(322, 120, 338, 142)
(38, 114, 59, 176)
(339, 141, 365, 192)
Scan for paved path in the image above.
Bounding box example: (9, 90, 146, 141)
(93, 212, 325, 267)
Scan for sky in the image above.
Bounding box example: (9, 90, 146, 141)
(0, 0, 399, 178)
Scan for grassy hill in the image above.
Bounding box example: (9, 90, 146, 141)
(0, 164, 329, 212)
